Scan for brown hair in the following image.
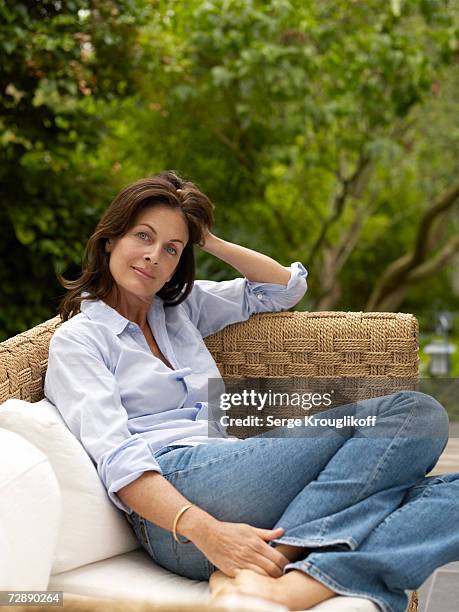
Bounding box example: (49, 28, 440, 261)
(58, 171, 214, 321)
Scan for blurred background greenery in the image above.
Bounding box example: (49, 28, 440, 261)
(1, 0, 458, 366)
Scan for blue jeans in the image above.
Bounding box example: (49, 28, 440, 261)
(127, 391, 457, 612)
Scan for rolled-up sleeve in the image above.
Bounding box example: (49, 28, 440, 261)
(182, 261, 308, 338)
(44, 327, 161, 513)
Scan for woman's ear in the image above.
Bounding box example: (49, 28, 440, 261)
(105, 239, 111, 253)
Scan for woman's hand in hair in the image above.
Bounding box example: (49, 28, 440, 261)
(199, 229, 216, 251)
(194, 519, 289, 578)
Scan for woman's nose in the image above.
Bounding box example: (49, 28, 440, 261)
(144, 245, 161, 264)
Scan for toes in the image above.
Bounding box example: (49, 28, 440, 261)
(209, 570, 235, 599)
(210, 582, 237, 601)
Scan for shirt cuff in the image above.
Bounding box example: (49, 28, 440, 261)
(98, 434, 162, 513)
(246, 262, 308, 309)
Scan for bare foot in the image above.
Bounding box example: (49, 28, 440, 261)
(210, 568, 337, 611)
(209, 569, 287, 608)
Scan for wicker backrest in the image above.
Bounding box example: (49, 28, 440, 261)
(207, 311, 419, 378)
(0, 311, 418, 405)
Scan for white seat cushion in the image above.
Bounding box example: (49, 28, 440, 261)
(49, 550, 210, 603)
(0, 398, 139, 574)
(308, 597, 379, 611)
(49, 549, 379, 611)
(0, 428, 61, 589)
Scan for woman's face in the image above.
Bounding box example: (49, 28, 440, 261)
(105, 205, 189, 302)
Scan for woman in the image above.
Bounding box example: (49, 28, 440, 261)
(45, 171, 458, 612)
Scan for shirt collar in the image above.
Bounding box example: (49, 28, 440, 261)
(80, 292, 160, 335)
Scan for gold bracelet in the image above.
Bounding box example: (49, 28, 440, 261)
(172, 503, 194, 544)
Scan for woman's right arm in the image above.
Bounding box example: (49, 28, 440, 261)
(118, 471, 288, 578)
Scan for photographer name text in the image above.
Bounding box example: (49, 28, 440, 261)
(220, 415, 377, 429)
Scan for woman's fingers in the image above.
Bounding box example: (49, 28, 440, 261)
(255, 527, 285, 544)
(206, 522, 290, 579)
(252, 528, 290, 568)
(252, 552, 285, 578)
(262, 544, 290, 574)
(255, 526, 285, 539)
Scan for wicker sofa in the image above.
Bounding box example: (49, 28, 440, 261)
(0, 311, 419, 612)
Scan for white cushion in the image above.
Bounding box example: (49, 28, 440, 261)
(0, 398, 139, 574)
(49, 549, 378, 611)
(309, 597, 379, 611)
(49, 550, 210, 603)
(0, 428, 60, 589)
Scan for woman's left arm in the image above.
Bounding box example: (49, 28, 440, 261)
(182, 232, 307, 338)
(200, 232, 291, 286)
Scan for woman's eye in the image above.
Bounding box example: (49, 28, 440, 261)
(167, 246, 178, 255)
(136, 231, 149, 240)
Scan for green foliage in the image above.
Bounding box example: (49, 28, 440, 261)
(1, 0, 458, 339)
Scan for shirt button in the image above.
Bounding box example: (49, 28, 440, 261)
(257, 293, 264, 300)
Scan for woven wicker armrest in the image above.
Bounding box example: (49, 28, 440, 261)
(0, 315, 62, 404)
(204, 310, 419, 379)
(0, 311, 418, 405)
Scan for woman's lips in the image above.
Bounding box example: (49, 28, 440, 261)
(132, 266, 155, 280)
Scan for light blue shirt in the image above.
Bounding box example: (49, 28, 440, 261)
(44, 262, 308, 512)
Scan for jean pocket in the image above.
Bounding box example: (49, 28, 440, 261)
(130, 512, 157, 561)
(140, 517, 157, 559)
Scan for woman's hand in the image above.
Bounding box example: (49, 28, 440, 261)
(199, 229, 216, 251)
(193, 520, 290, 578)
